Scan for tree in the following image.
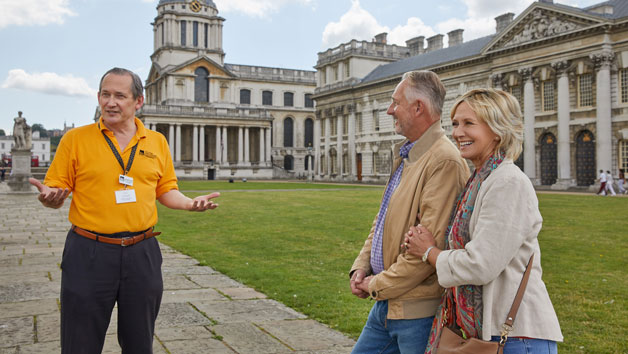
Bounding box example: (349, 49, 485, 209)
(0, 129, 5, 136)
(31, 123, 49, 137)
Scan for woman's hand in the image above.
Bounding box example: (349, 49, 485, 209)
(403, 224, 436, 258)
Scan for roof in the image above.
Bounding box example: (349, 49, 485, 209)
(581, 0, 628, 19)
(361, 35, 495, 84)
(158, 0, 216, 8)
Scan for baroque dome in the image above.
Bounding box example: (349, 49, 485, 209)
(158, 0, 217, 8)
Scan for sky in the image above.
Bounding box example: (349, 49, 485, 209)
(0, 0, 601, 134)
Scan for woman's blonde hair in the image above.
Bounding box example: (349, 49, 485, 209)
(451, 88, 524, 161)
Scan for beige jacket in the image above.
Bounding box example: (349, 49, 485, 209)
(436, 161, 563, 341)
(351, 123, 469, 319)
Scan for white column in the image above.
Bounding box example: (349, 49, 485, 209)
(237, 127, 244, 164)
(324, 117, 331, 176)
(215, 126, 222, 164)
(314, 118, 321, 176)
(520, 67, 536, 181)
(244, 127, 250, 164)
(168, 124, 175, 160)
(337, 115, 343, 176)
(554, 61, 571, 185)
(222, 126, 228, 163)
(591, 50, 614, 172)
(348, 111, 357, 178)
(265, 128, 271, 164)
(175, 124, 182, 162)
(192, 124, 199, 162)
(259, 127, 265, 163)
(199, 125, 205, 162)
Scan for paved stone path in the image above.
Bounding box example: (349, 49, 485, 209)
(0, 193, 355, 354)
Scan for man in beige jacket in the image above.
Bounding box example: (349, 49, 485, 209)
(350, 71, 469, 354)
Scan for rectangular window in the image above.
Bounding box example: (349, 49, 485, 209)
(578, 74, 593, 107)
(240, 89, 251, 104)
(42, 143, 45, 149)
(509, 85, 522, 108)
(284, 92, 294, 107)
(345, 60, 350, 78)
(161, 24, 164, 45)
(333, 65, 338, 81)
(304, 94, 314, 108)
(621, 69, 628, 103)
(343, 115, 348, 135)
(321, 68, 326, 85)
(373, 109, 380, 131)
(1, 143, 4, 149)
(619, 140, 628, 170)
(356, 112, 362, 133)
(542, 81, 555, 111)
(204, 23, 208, 48)
(262, 91, 273, 105)
(342, 153, 348, 174)
(321, 118, 326, 135)
(180, 21, 186, 46)
(331, 118, 337, 136)
(193, 21, 199, 47)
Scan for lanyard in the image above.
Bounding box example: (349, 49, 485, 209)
(101, 131, 139, 175)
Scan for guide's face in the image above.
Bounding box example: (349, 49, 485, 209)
(98, 74, 143, 128)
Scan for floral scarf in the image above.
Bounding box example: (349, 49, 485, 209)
(425, 150, 505, 353)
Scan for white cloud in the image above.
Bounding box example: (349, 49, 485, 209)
(213, 0, 313, 18)
(0, 0, 76, 29)
(1, 69, 97, 98)
(321, 0, 386, 49)
(387, 18, 437, 47)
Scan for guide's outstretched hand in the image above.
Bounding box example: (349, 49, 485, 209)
(29, 178, 70, 209)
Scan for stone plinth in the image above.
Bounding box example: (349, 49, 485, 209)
(7, 149, 35, 193)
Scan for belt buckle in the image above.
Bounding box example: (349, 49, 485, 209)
(120, 237, 132, 247)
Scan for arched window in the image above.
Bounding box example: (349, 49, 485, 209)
(194, 67, 209, 102)
(576, 130, 596, 186)
(304, 118, 314, 147)
(283, 117, 293, 147)
(240, 89, 251, 104)
(540, 132, 557, 185)
(284, 155, 294, 170)
(284, 92, 294, 107)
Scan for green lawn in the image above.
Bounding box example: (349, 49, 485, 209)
(156, 183, 627, 353)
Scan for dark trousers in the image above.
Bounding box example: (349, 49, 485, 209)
(60, 229, 163, 354)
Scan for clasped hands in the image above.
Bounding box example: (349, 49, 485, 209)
(402, 223, 437, 259)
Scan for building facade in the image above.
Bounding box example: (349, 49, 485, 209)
(0, 132, 51, 166)
(138, 0, 316, 179)
(313, 0, 628, 188)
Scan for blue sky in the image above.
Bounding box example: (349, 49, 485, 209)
(0, 0, 599, 134)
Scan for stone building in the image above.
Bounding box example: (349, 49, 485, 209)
(138, 0, 316, 179)
(0, 132, 51, 166)
(312, 0, 628, 188)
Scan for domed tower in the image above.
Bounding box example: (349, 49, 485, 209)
(151, 0, 225, 69)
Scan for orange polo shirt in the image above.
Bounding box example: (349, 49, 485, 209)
(45, 117, 178, 233)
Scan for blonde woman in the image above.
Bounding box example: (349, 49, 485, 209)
(404, 89, 563, 353)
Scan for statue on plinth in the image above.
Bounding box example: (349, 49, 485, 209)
(13, 111, 32, 150)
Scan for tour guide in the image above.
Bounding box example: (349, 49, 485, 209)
(29, 67, 220, 354)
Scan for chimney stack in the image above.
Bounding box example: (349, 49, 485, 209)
(405, 36, 425, 56)
(448, 29, 464, 47)
(374, 32, 388, 44)
(426, 34, 444, 53)
(495, 13, 515, 33)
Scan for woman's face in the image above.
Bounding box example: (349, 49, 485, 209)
(452, 102, 499, 169)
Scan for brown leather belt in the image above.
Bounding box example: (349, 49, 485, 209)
(71, 225, 161, 247)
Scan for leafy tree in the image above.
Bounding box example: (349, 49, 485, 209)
(31, 123, 49, 137)
(0, 129, 5, 136)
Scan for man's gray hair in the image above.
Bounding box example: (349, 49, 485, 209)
(99, 67, 144, 99)
(401, 70, 446, 118)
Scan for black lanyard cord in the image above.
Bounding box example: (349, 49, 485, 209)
(101, 131, 139, 175)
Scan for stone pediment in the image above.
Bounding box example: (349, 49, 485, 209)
(171, 57, 233, 78)
(485, 6, 603, 53)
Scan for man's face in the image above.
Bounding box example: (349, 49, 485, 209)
(98, 73, 143, 127)
(386, 80, 420, 139)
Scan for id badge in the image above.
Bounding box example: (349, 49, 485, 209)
(115, 189, 137, 204)
(119, 174, 134, 187)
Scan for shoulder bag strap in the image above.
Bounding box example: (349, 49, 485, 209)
(500, 253, 534, 344)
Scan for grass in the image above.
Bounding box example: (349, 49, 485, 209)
(156, 183, 627, 353)
(177, 180, 381, 191)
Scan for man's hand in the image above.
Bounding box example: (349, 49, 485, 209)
(29, 178, 70, 209)
(350, 269, 370, 299)
(356, 275, 373, 294)
(188, 192, 220, 211)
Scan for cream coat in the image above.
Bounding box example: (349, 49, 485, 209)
(351, 123, 469, 319)
(435, 160, 563, 342)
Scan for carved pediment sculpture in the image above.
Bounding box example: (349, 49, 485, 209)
(508, 10, 582, 46)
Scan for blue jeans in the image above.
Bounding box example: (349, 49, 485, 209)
(490, 336, 558, 354)
(352, 300, 433, 354)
